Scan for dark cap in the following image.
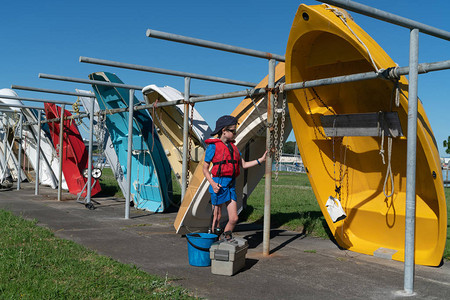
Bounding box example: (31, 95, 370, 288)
(211, 115, 238, 136)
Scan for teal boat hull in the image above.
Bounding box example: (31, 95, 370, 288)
(90, 72, 172, 212)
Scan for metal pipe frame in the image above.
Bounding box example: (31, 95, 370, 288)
(0, 103, 44, 111)
(125, 89, 134, 219)
(35, 110, 42, 195)
(80, 56, 258, 87)
(34, 59, 450, 117)
(318, 0, 450, 41)
(146, 29, 286, 62)
(0, 94, 73, 105)
(11, 85, 95, 98)
(263, 59, 276, 256)
(17, 113, 23, 190)
(86, 96, 95, 205)
(403, 28, 419, 296)
(39, 73, 145, 91)
(57, 105, 65, 201)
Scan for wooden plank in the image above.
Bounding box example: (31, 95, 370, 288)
(320, 112, 403, 137)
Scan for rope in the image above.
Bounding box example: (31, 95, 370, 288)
(325, 4, 380, 73)
(383, 137, 394, 198)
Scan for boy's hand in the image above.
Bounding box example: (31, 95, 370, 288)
(212, 182, 221, 193)
(259, 150, 268, 163)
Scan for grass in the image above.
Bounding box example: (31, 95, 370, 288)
(239, 172, 329, 238)
(0, 209, 195, 299)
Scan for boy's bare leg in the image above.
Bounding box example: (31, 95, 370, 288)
(223, 200, 238, 233)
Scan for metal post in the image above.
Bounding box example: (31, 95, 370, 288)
(16, 113, 23, 190)
(403, 28, 419, 295)
(58, 105, 65, 201)
(181, 77, 191, 201)
(86, 97, 95, 205)
(263, 59, 276, 256)
(34, 110, 42, 195)
(125, 89, 134, 219)
(2, 115, 8, 179)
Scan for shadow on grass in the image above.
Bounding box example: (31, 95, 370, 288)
(98, 181, 121, 197)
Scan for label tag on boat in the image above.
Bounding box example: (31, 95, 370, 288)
(325, 196, 347, 223)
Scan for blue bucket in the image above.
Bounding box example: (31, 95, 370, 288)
(186, 233, 218, 267)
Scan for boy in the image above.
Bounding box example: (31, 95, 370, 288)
(203, 115, 267, 240)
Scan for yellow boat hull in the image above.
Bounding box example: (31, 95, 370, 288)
(286, 4, 446, 266)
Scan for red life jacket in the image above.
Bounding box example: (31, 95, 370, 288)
(205, 138, 240, 177)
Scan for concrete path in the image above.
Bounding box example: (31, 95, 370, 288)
(0, 183, 448, 299)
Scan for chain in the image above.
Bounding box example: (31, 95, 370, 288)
(72, 97, 83, 125)
(303, 83, 330, 140)
(186, 102, 194, 188)
(273, 89, 279, 163)
(275, 89, 287, 181)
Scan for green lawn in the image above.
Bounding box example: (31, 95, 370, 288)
(0, 210, 195, 299)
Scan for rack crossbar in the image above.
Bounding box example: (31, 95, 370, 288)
(319, 0, 450, 41)
(80, 56, 258, 87)
(146, 29, 286, 62)
(39, 73, 145, 90)
(11, 85, 95, 98)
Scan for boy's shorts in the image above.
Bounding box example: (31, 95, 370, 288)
(209, 177, 237, 206)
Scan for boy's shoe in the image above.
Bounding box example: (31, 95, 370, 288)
(223, 231, 232, 241)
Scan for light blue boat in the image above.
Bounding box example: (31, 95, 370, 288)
(89, 72, 172, 212)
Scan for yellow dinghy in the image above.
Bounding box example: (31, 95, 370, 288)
(174, 63, 290, 234)
(286, 4, 446, 266)
(142, 85, 211, 186)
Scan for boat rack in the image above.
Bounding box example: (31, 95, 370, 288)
(4, 0, 450, 294)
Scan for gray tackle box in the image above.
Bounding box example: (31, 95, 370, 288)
(209, 237, 248, 276)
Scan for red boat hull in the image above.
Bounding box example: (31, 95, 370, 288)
(44, 103, 101, 197)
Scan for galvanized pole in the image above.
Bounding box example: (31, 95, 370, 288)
(86, 97, 95, 205)
(34, 110, 42, 195)
(125, 89, 134, 219)
(2, 115, 8, 180)
(181, 77, 191, 201)
(263, 59, 276, 256)
(319, 0, 450, 41)
(146, 29, 286, 62)
(16, 113, 23, 190)
(403, 28, 419, 295)
(58, 105, 65, 201)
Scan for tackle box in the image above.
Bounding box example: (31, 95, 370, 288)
(209, 237, 248, 276)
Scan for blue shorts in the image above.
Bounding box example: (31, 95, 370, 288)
(209, 177, 237, 206)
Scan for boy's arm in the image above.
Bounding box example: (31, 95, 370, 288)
(240, 150, 268, 169)
(203, 161, 221, 193)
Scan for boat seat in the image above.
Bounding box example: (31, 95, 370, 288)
(320, 112, 403, 137)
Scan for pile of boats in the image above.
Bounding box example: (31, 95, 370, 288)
(0, 4, 445, 266)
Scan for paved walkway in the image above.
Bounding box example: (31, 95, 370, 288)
(0, 183, 449, 299)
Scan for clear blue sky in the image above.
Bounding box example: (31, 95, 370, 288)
(1, 0, 449, 156)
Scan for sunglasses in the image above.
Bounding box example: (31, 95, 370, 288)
(225, 128, 237, 134)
